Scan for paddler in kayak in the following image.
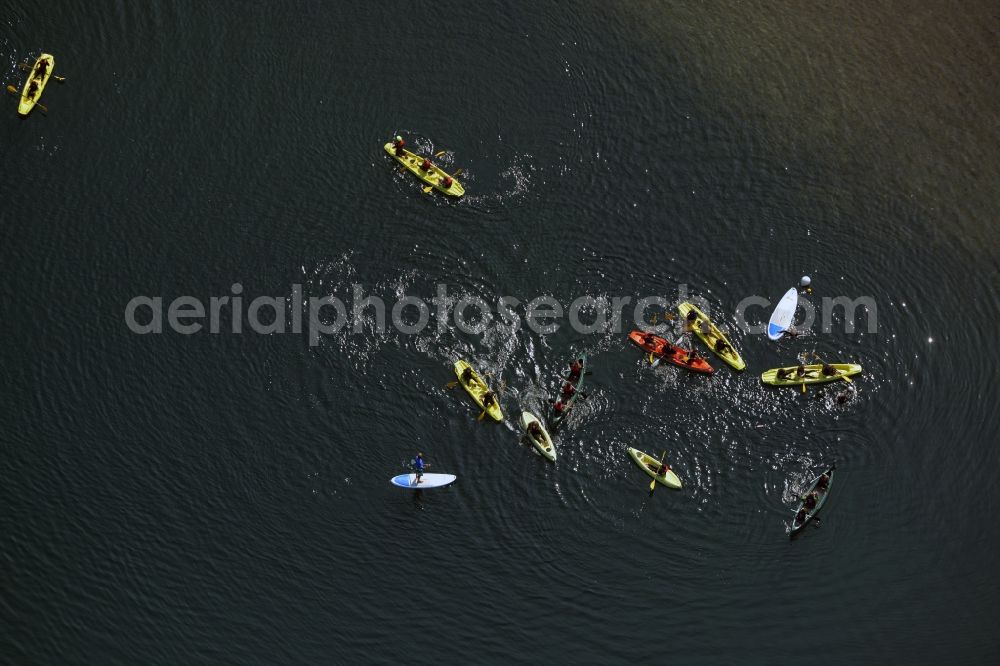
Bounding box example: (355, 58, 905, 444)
(776, 367, 792, 381)
(821, 364, 838, 376)
(482, 391, 497, 410)
(460, 366, 474, 385)
(26, 79, 39, 99)
(440, 175, 454, 189)
(802, 492, 818, 511)
(561, 382, 576, 398)
(392, 135, 406, 156)
(714, 338, 731, 355)
(568, 358, 583, 381)
(36, 58, 49, 78)
(686, 348, 701, 365)
(527, 420, 543, 441)
(817, 471, 831, 491)
(420, 158, 432, 172)
(645, 459, 671, 475)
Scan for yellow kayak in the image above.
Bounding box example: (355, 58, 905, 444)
(762, 363, 862, 386)
(19, 53, 54, 116)
(677, 302, 745, 371)
(627, 447, 682, 489)
(383, 142, 465, 197)
(453, 360, 502, 422)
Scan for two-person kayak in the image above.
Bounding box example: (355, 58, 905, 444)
(551, 354, 586, 428)
(453, 360, 503, 421)
(627, 447, 682, 489)
(762, 363, 862, 387)
(677, 302, 746, 371)
(790, 465, 835, 535)
(18, 53, 54, 116)
(384, 138, 465, 197)
(628, 330, 714, 374)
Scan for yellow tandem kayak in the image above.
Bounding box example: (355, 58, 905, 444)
(383, 142, 465, 197)
(761, 363, 862, 386)
(677, 302, 746, 371)
(19, 53, 54, 116)
(453, 360, 503, 422)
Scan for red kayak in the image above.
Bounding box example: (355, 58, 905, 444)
(628, 330, 715, 374)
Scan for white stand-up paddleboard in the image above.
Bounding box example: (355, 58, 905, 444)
(390, 473, 456, 489)
(768, 287, 798, 340)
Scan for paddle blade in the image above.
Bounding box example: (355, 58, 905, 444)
(650, 451, 665, 491)
(648, 352, 655, 365)
(445, 381, 458, 389)
(477, 410, 487, 421)
(6, 85, 18, 95)
(801, 382, 807, 394)
(841, 375, 853, 383)
(423, 186, 433, 194)
(434, 150, 446, 157)
(453, 168, 463, 177)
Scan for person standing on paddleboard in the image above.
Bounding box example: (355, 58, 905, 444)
(413, 452, 426, 484)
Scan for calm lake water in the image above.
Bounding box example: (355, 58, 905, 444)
(2, 1, 998, 662)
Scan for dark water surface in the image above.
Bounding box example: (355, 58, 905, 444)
(3, 1, 999, 662)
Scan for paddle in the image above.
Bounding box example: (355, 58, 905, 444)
(810, 351, 852, 384)
(434, 150, 446, 157)
(650, 337, 685, 369)
(548, 392, 588, 403)
(6, 84, 47, 113)
(19, 63, 66, 82)
(649, 451, 666, 492)
(447, 372, 492, 398)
